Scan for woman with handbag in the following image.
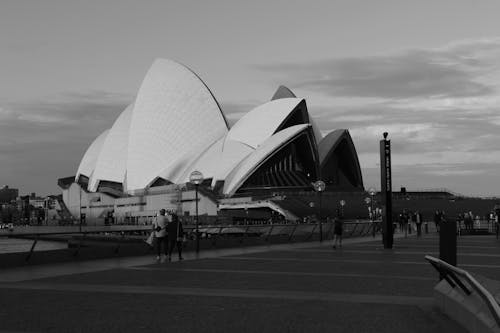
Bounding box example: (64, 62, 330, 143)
(167, 213, 184, 261)
(153, 209, 169, 260)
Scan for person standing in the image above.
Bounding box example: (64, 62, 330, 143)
(434, 210, 441, 233)
(153, 209, 169, 260)
(415, 210, 423, 237)
(332, 217, 343, 249)
(167, 213, 184, 261)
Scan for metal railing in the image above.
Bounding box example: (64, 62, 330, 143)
(0, 220, 379, 263)
(425, 255, 500, 327)
(0, 225, 151, 261)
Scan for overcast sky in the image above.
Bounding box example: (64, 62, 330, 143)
(1, 0, 500, 197)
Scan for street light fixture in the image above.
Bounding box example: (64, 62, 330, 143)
(368, 187, 376, 220)
(339, 199, 346, 218)
(189, 170, 204, 253)
(364, 197, 371, 216)
(368, 187, 376, 236)
(313, 180, 326, 242)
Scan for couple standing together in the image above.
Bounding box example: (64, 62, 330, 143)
(153, 209, 184, 261)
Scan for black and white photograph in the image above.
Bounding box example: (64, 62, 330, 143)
(1, 1, 500, 332)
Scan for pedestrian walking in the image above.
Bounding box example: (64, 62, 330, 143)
(153, 209, 169, 260)
(167, 213, 184, 261)
(332, 217, 343, 249)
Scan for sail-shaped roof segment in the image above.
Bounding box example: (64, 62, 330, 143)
(175, 136, 254, 186)
(89, 104, 133, 192)
(309, 116, 323, 144)
(223, 124, 314, 196)
(319, 129, 364, 189)
(226, 98, 308, 149)
(125, 58, 229, 191)
(75, 129, 109, 182)
(271, 85, 297, 100)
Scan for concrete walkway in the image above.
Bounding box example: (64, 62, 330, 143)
(1, 232, 497, 332)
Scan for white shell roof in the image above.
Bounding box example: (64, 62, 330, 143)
(223, 124, 311, 196)
(125, 58, 229, 191)
(309, 116, 323, 144)
(88, 104, 133, 192)
(173, 136, 254, 186)
(174, 136, 225, 183)
(225, 98, 304, 149)
(75, 129, 109, 181)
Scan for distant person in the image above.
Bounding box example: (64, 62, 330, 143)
(402, 209, 410, 235)
(440, 211, 447, 226)
(398, 213, 404, 232)
(495, 212, 499, 239)
(332, 217, 343, 249)
(153, 209, 169, 260)
(464, 212, 473, 232)
(475, 215, 481, 229)
(167, 213, 184, 261)
(433, 210, 441, 233)
(415, 210, 423, 237)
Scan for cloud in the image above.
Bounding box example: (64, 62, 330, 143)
(0, 90, 131, 194)
(221, 101, 258, 126)
(264, 37, 500, 197)
(257, 37, 500, 99)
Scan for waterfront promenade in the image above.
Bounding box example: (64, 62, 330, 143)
(1, 232, 499, 332)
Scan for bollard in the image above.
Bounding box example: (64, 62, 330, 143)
(439, 219, 457, 266)
(424, 222, 429, 234)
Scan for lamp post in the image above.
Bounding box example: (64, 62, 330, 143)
(79, 186, 82, 232)
(368, 187, 376, 221)
(313, 180, 326, 242)
(364, 197, 371, 218)
(189, 170, 204, 253)
(339, 200, 346, 218)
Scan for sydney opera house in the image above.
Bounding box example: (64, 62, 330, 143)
(59, 59, 364, 224)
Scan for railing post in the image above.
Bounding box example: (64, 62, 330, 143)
(288, 224, 298, 242)
(265, 225, 274, 242)
(114, 231, 125, 254)
(240, 225, 251, 244)
(349, 223, 358, 237)
(25, 235, 39, 261)
(305, 224, 318, 241)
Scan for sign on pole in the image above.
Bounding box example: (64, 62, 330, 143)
(380, 133, 393, 249)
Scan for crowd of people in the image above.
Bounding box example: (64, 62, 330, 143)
(396, 209, 500, 236)
(397, 209, 425, 236)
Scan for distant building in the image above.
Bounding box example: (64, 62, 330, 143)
(0, 185, 18, 204)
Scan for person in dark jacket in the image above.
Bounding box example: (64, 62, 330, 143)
(332, 217, 343, 249)
(415, 210, 423, 237)
(167, 213, 184, 261)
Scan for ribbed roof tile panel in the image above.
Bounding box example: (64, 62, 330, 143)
(225, 98, 303, 149)
(126, 59, 228, 191)
(75, 129, 110, 182)
(89, 104, 133, 192)
(223, 124, 310, 196)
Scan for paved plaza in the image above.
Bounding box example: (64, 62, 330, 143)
(1, 232, 500, 332)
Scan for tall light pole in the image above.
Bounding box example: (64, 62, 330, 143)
(190, 170, 203, 253)
(368, 187, 376, 221)
(313, 180, 326, 242)
(364, 197, 371, 218)
(339, 200, 346, 218)
(79, 185, 82, 232)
